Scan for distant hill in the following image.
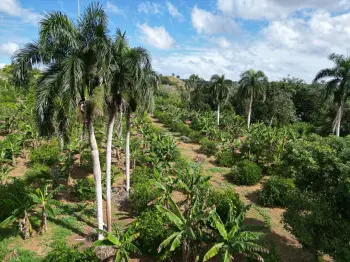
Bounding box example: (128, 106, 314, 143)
(160, 75, 185, 89)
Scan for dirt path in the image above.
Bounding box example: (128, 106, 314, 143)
(150, 117, 314, 262)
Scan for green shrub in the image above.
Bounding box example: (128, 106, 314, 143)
(80, 149, 92, 171)
(44, 241, 99, 262)
(136, 209, 173, 257)
(199, 138, 218, 156)
(29, 141, 59, 166)
(0, 179, 30, 221)
(7, 249, 40, 262)
(73, 178, 95, 201)
(131, 166, 153, 185)
(216, 150, 236, 167)
(130, 181, 161, 214)
(229, 160, 262, 185)
(188, 130, 202, 143)
(207, 187, 243, 223)
(24, 164, 51, 183)
(259, 176, 295, 207)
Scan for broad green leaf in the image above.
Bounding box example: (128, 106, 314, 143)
(223, 250, 230, 262)
(159, 232, 179, 251)
(156, 205, 183, 229)
(107, 232, 121, 246)
(203, 242, 224, 261)
(0, 215, 17, 228)
(170, 231, 183, 251)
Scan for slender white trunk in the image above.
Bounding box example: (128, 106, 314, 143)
(105, 109, 116, 232)
(247, 92, 253, 128)
(125, 112, 131, 194)
(117, 111, 123, 138)
(217, 103, 220, 126)
(88, 120, 104, 239)
(335, 105, 342, 137)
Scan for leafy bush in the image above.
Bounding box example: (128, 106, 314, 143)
(149, 134, 180, 162)
(259, 176, 295, 207)
(73, 178, 95, 201)
(228, 160, 262, 185)
(130, 181, 161, 214)
(0, 179, 30, 221)
(7, 249, 40, 262)
(136, 209, 173, 257)
(207, 187, 243, 223)
(216, 150, 236, 167)
(188, 130, 203, 143)
(24, 164, 51, 183)
(199, 138, 218, 156)
(131, 166, 153, 185)
(44, 241, 99, 262)
(282, 135, 350, 261)
(29, 141, 59, 166)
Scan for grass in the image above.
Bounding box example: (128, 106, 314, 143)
(206, 166, 230, 174)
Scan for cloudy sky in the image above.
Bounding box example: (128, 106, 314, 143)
(1, 0, 350, 82)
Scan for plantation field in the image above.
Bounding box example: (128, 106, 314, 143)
(1, 2, 350, 262)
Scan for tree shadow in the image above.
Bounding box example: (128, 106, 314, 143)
(245, 218, 316, 262)
(48, 216, 88, 238)
(245, 190, 261, 205)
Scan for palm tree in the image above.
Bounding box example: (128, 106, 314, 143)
(313, 53, 350, 137)
(238, 69, 268, 128)
(12, 3, 110, 239)
(210, 74, 230, 126)
(94, 227, 141, 262)
(204, 205, 267, 262)
(185, 74, 200, 103)
(28, 184, 61, 233)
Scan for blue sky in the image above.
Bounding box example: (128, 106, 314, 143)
(1, 0, 350, 82)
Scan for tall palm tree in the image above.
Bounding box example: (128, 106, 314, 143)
(313, 53, 350, 137)
(12, 3, 110, 239)
(104, 29, 128, 232)
(238, 69, 268, 128)
(185, 74, 199, 103)
(210, 74, 230, 126)
(123, 64, 158, 195)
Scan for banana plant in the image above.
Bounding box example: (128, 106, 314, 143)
(0, 194, 34, 240)
(204, 205, 268, 262)
(28, 184, 61, 233)
(148, 169, 178, 208)
(156, 196, 211, 262)
(94, 227, 141, 262)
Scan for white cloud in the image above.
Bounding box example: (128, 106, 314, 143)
(216, 37, 231, 48)
(0, 0, 41, 25)
(166, 1, 184, 21)
(191, 6, 238, 34)
(137, 23, 175, 49)
(217, 0, 350, 20)
(106, 1, 124, 16)
(153, 10, 350, 83)
(264, 11, 350, 55)
(138, 2, 162, 14)
(0, 42, 20, 56)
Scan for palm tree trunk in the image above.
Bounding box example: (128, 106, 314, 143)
(217, 103, 220, 126)
(117, 110, 123, 138)
(335, 105, 342, 137)
(105, 109, 116, 232)
(125, 111, 131, 194)
(247, 92, 253, 128)
(87, 120, 104, 240)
